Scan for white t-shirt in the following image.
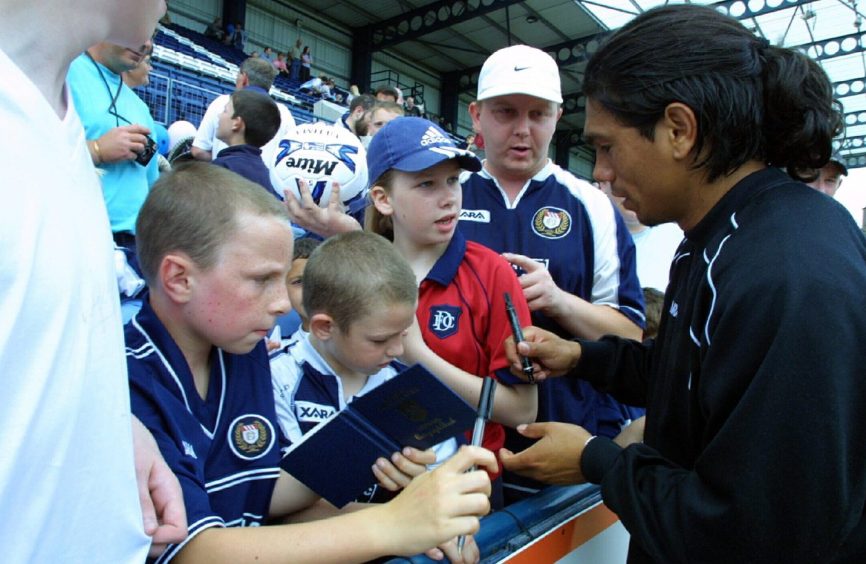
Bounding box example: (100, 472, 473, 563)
(0, 48, 150, 561)
(192, 92, 296, 170)
(632, 222, 684, 292)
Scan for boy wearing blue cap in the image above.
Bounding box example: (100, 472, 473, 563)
(366, 117, 538, 509)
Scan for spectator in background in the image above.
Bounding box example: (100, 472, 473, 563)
(336, 93, 375, 137)
(274, 52, 289, 76)
(67, 39, 161, 256)
(375, 85, 401, 103)
(404, 95, 423, 117)
(223, 21, 235, 45)
(290, 38, 303, 81)
(204, 16, 225, 42)
(461, 133, 476, 150)
(300, 75, 335, 100)
(300, 45, 312, 82)
(122, 54, 153, 88)
(230, 22, 247, 52)
(262, 46, 276, 62)
(807, 152, 848, 197)
(461, 133, 484, 160)
(0, 0, 186, 560)
(347, 84, 360, 105)
(192, 57, 296, 175)
(212, 89, 282, 199)
(365, 100, 404, 137)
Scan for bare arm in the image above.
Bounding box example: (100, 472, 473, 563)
(131, 415, 188, 557)
(173, 446, 495, 564)
(503, 252, 642, 341)
(402, 318, 537, 427)
(549, 291, 643, 341)
(267, 469, 324, 518)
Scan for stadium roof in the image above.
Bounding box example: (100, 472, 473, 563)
(282, 0, 866, 166)
(582, 0, 866, 168)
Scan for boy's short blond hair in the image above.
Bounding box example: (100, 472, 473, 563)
(642, 287, 665, 340)
(302, 231, 417, 330)
(136, 162, 289, 285)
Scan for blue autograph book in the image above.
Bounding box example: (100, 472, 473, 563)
(279, 363, 476, 507)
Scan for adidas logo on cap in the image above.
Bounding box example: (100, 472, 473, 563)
(420, 126, 452, 147)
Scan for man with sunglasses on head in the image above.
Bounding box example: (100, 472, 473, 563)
(67, 39, 160, 252)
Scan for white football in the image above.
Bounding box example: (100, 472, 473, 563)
(270, 122, 369, 213)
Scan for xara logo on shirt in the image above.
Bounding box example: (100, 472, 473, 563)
(296, 401, 336, 423)
(428, 305, 462, 339)
(459, 209, 491, 223)
(228, 414, 276, 461)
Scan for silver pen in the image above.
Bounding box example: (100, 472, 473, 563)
(456, 377, 497, 555)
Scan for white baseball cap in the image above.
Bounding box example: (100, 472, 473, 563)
(476, 45, 563, 104)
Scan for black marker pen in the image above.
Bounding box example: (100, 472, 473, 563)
(504, 292, 535, 384)
(457, 377, 496, 555)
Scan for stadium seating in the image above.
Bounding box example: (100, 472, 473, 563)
(138, 24, 339, 130)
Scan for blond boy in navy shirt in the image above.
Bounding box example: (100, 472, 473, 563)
(128, 162, 495, 563)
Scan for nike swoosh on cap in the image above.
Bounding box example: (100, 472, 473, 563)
(514, 66, 531, 71)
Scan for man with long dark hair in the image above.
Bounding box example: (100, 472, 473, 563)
(501, 5, 866, 562)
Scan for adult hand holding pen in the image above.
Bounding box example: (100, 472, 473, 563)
(503, 325, 582, 381)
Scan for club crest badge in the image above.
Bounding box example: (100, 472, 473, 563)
(531, 207, 572, 239)
(428, 305, 462, 339)
(228, 414, 275, 461)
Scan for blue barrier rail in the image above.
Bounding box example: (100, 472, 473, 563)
(385, 483, 602, 564)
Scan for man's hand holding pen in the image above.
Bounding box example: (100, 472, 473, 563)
(504, 292, 536, 384)
(503, 325, 583, 381)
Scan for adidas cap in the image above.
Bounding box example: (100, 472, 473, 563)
(367, 117, 481, 185)
(477, 45, 562, 104)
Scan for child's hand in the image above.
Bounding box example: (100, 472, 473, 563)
(283, 179, 361, 238)
(372, 447, 436, 491)
(425, 535, 480, 563)
(374, 446, 494, 557)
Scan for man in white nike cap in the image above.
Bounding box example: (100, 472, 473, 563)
(460, 44, 646, 502)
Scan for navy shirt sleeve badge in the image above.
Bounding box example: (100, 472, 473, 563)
(228, 414, 276, 461)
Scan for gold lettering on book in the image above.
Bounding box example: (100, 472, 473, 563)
(413, 417, 457, 442)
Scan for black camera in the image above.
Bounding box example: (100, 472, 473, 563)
(135, 136, 157, 166)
